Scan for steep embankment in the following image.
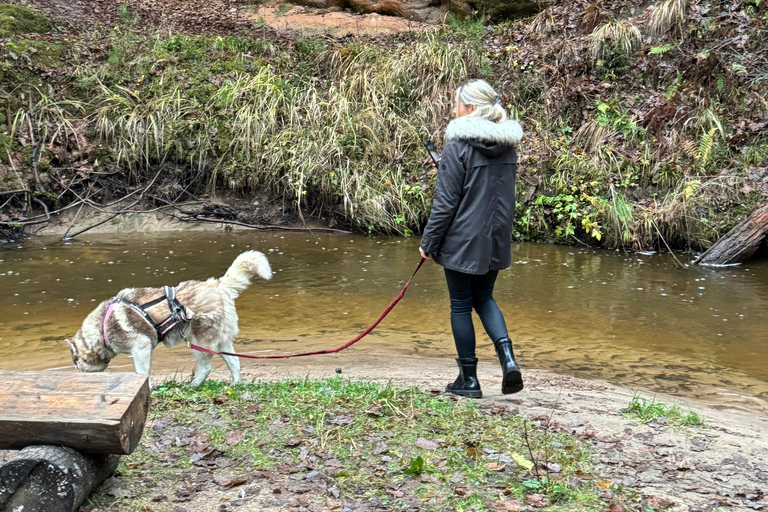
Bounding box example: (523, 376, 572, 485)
(0, 0, 766, 250)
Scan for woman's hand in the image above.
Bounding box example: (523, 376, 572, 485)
(419, 247, 433, 260)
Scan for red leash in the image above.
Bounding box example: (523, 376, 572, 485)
(187, 258, 426, 360)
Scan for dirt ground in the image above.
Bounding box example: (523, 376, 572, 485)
(248, 2, 433, 37)
(106, 355, 768, 511)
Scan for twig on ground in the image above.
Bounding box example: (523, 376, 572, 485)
(522, 421, 542, 482)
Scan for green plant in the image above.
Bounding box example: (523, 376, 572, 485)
(622, 393, 704, 426)
(665, 70, 684, 100)
(595, 99, 641, 139)
(648, 43, 676, 55)
(117, 5, 140, 25)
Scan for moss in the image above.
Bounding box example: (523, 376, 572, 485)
(0, 132, 14, 159)
(4, 40, 65, 68)
(0, 5, 51, 38)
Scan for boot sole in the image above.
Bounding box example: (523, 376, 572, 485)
(501, 370, 523, 395)
(445, 388, 483, 399)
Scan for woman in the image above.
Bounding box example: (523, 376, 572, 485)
(420, 79, 523, 398)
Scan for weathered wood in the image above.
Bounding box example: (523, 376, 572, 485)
(694, 203, 768, 266)
(0, 371, 150, 455)
(0, 445, 119, 512)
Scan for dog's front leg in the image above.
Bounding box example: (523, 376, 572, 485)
(191, 349, 213, 387)
(131, 341, 154, 387)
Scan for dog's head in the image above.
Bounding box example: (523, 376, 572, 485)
(66, 330, 109, 372)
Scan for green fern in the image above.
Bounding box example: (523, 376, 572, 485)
(664, 71, 683, 100)
(731, 62, 748, 76)
(716, 76, 725, 93)
(696, 127, 718, 168)
(649, 44, 676, 55)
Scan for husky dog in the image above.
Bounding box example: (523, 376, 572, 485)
(65, 251, 272, 386)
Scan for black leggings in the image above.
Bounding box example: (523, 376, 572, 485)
(444, 268, 508, 360)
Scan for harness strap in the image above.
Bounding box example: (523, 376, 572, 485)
(102, 287, 192, 350)
(103, 297, 163, 350)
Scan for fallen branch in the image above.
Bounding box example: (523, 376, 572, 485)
(65, 167, 165, 239)
(0, 189, 51, 227)
(185, 215, 352, 234)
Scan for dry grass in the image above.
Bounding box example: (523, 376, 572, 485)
(89, 32, 482, 233)
(588, 19, 642, 61)
(647, 0, 686, 39)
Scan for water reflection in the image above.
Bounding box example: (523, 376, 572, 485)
(1, 233, 767, 413)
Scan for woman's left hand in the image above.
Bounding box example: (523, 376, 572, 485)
(419, 247, 433, 260)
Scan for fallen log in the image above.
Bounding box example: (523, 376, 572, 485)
(0, 445, 119, 512)
(693, 203, 768, 266)
(0, 371, 150, 454)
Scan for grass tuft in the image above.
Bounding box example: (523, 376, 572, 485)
(622, 393, 704, 426)
(647, 0, 686, 39)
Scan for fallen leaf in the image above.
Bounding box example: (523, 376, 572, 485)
(284, 437, 302, 447)
(526, 493, 546, 507)
(494, 499, 523, 511)
(486, 462, 506, 472)
(225, 431, 246, 446)
(329, 416, 354, 426)
(511, 453, 534, 471)
(597, 480, 613, 489)
(216, 476, 247, 488)
(648, 497, 677, 508)
(366, 405, 384, 416)
(416, 437, 439, 450)
(609, 504, 628, 512)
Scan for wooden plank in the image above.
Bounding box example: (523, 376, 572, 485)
(0, 371, 149, 455)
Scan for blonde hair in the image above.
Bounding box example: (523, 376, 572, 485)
(455, 79, 508, 123)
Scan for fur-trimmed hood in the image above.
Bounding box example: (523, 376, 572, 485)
(445, 116, 523, 147)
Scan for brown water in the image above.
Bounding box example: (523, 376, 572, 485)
(1, 232, 767, 413)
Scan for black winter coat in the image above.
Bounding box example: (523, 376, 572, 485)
(420, 116, 523, 275)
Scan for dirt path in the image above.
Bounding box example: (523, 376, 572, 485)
(154, 355, 768, 511)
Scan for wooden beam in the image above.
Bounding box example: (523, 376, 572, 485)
(0, 371, 149, 455)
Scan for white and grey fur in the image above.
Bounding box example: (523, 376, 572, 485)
(445, 116, 523, 146)
(65, 251, 272, 387)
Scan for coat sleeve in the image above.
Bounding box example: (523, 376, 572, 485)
(420, 141, 465, 255)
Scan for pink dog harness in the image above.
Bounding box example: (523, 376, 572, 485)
(102, 286, 191, 351)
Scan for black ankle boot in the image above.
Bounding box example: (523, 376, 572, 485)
(494, 337, 523, 394)
(445, 358, 482, 398)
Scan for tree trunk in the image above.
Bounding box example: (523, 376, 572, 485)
(0, 445, 119, 512)
(694, 203, 768, 266)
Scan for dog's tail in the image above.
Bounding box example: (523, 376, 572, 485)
(218, 251, 272, 297)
